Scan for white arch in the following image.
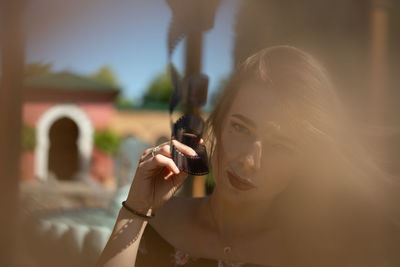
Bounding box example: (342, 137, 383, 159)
(35, 104, 94, 181)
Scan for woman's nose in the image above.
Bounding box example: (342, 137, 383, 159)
(239, 141, 262, 171)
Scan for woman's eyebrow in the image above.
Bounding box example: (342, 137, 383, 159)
(232, 114, 297, 146)
(231, 114, 257, 128)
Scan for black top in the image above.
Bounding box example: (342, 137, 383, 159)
(136, 224, 272, 267)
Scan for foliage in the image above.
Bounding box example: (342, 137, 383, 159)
(24, 62, 53, 77)
(205, 162, 216, 195)
(114, 95, 138, 110)
(94, 130, 121, 156)
(88, 65, 121, 89)
(142, 69, 174, 108)
(22, 124, 36, 151)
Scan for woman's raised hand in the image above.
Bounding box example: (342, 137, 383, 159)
(124, 139, 203, 214)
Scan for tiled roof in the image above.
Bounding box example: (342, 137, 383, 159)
(24, 71, 120, 92)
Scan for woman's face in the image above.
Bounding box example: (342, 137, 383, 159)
(212, 82, 304, 204)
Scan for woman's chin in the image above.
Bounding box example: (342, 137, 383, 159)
(214, 179, 254, 203)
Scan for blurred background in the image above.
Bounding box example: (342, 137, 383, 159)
(0, 0, 399, 266)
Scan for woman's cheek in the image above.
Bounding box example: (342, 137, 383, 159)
(259, 158, 298, 193)
(221, 130, 238, 159)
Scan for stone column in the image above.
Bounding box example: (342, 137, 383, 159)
(0, 0, 25, 266)
(369, 0, 391, 125)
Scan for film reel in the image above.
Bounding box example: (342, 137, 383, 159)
(167, 0, 221, 175)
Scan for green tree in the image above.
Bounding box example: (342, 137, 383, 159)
(205, 163, 216, 195)
(89, 65, 121, 89)
(24, 62, 52, 77)
(21, 124, 36, 151)
(142, 69, 174, 109)
(114, 95, 137, 110)
(94, 130, 121, 156)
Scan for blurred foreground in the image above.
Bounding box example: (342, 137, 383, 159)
(1, 0, 400, 266)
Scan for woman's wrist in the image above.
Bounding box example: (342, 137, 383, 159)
(124, 198, 153, 215)
(121, 200, 155, 220)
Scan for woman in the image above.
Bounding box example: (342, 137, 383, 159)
(95, 45, 399, 267)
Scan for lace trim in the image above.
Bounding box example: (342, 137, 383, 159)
(171, 248, 246, 267)
(171, 249, 194, 265)
(217, 259, 246, 267)
(138, 227, 246, 266)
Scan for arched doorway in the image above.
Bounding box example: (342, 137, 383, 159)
(35, 104, 94, 181)
(48, 117, 79, 180)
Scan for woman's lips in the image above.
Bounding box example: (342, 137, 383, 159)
(226, 170, 256, 191)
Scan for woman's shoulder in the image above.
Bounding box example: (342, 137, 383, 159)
(136, 196, 210, 266)
(148, 196, 205, 247)
(139, 196, 273, 267)
(151, 195, 203, 220)
(136, 223, 176, 266)
(137, 223, 245, 267)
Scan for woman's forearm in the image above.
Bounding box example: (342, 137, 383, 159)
(95, 139, 194, 267)
(94, 207, 149, 267)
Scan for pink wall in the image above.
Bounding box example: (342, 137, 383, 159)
(81, 103, 116, 130)
(22, 101, 117, 184)
(23, 102, 53, 127)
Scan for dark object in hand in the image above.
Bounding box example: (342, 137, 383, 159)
(171, 114, 209, 175)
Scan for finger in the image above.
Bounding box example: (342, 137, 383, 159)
(163, 170, 175, 180)
(156, 144, 172, 158)
(170, 171, 189, 187)
(199, 138, 204, 145)
(140, 142, 171, 162)
(150, 154, 180, 174)
(139, 147, 153, 162)
(171, 140, 198, 157)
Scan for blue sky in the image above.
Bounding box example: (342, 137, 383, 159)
(25, 0, 240, 105)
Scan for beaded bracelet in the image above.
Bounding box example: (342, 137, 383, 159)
(121, 201, 155, 220)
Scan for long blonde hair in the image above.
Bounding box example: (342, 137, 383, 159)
(205, 45, 400, 266)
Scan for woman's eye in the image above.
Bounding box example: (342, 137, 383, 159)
(231, 122, 250, 135)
